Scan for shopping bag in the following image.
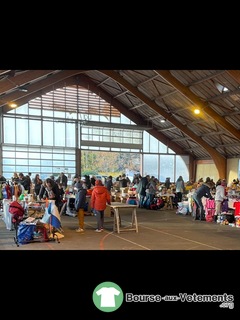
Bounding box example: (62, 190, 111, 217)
(17, 223, 35, 244)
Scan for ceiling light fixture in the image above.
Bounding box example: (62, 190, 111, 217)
(160, 118, 166, 123)
(18, 86, 28, 92)
(9, 102, 18, 108)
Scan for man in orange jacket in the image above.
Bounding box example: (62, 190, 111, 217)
(91, 179, 111, 232)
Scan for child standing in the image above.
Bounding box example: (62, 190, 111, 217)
(74, 182, 87, 233)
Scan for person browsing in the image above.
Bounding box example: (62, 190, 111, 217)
(192, 178, 213, 221)
(74, 182, 87, 233)
(91, 179, 111, 232)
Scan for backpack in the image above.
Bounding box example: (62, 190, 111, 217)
(9, 201, 25, 224)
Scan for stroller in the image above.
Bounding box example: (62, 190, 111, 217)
(9, 200, 36, 246)
(9, 200, 55, 246)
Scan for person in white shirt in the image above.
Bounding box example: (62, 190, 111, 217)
(214, 179, 227, 221)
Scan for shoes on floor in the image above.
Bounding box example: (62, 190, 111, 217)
(76, 228, 84, 233)
(95, 228, 103, 232)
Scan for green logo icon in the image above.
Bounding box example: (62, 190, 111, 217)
(93, 281, 124, 312)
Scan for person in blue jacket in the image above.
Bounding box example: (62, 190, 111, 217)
(74, 182, 87, 233)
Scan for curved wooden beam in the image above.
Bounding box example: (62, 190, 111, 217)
(100, 70, 226, 178)
(76, 74, 185, 154)
(1, 70, 86, 111)
(227, 70, 240, 83)
(156, 70, 240, 140)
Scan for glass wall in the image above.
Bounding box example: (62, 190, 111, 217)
(0, 85, 189, 183)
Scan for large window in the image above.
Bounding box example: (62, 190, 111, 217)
(1, 85, 189, 182)
(1, 146, 76, 181)
(159, 155, 175, 182)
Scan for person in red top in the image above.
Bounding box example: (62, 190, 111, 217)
(91, 179, 111, 232)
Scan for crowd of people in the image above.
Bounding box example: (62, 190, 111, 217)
(1, 171, 239, 233)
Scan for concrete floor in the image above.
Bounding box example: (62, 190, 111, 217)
(1, 207, 240, 250)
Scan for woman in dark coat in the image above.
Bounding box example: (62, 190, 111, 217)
(33, 174, 43, 197)
(45, 178, 61, 210)
(192, 179, 213, 221)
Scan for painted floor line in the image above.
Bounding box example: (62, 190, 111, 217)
(83, 221, 222, 250)
(139, 224, 222, 250)
(101, 231, 151, 250)
(85, 222, 151, 250)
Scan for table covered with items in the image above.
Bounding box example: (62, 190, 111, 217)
(2, 198, 63, 246)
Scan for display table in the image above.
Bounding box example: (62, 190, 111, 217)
(108, 202, 138, 234)
(110, 191, 121, 202)
(228, 199, 240, 216)
(27, 201, 46, 217)
(157, 193, 175, 209)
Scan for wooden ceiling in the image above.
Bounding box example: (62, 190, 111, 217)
(1, 69, 240, 175)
